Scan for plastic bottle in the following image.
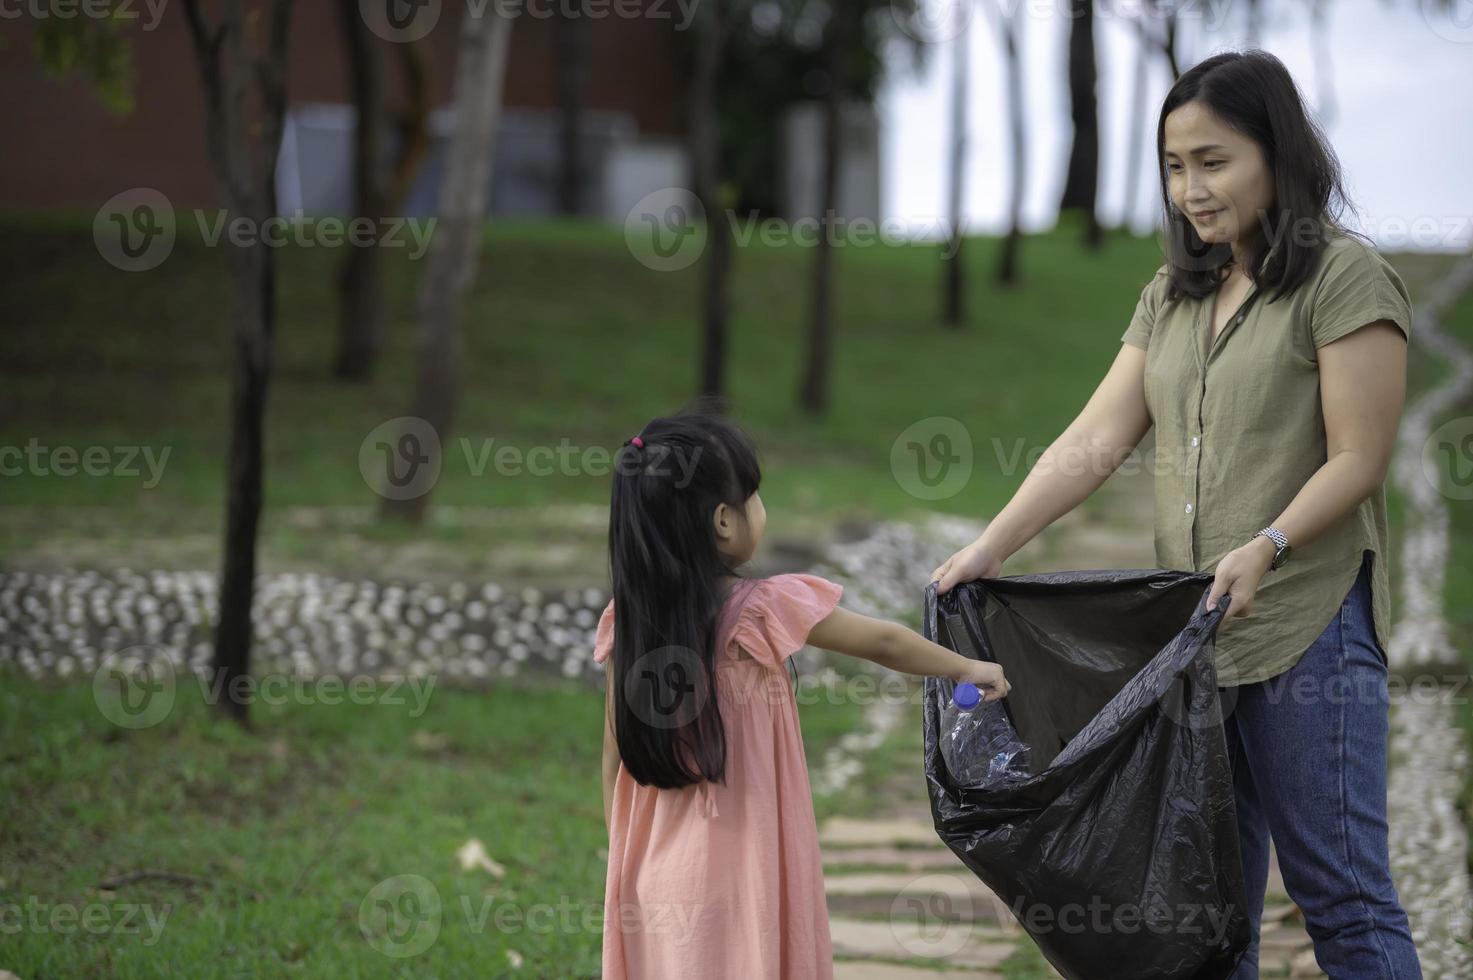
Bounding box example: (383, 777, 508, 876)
(940, 682, 985, 783)
(941, 680, 1030, 785)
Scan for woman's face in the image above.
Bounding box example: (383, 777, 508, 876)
(1163, 101, 1276, 255)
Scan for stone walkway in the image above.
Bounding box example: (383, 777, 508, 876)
(819, 814, 1317, 979)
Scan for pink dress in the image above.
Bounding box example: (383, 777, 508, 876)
(594, 573, 845, 980)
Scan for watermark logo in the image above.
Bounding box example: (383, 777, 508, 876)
(891, 417, 973, 500)
(890, 0, 974, 44)
(623, 646, 710, 729)
(360, 0, 442, 41)
(93, 647, 177, 730)
(94, 188, 176, 272)
(888, 874, 976, 956)
(360, 874, 442, 958)
(0, 895, 172, 945)
(624, 187, 707, 272)
(1420, 0, 1473, 44)
(0, 0, 169, 30)
(1422, 416, 1473, 501)
(94, 189, 436, 271)
(361, 417, 444, 501)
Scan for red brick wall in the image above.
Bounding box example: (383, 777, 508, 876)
(0, 1, 687, 209)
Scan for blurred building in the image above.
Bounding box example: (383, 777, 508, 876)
(1, 3, 880, 226)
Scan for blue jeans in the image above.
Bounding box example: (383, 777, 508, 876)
(1221, 552, 1422, 979)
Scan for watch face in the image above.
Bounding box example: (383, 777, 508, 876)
(1274, 545, 1291, 568)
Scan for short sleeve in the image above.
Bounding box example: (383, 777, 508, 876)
(1309, 238, 1412, 348)
(731, 573, 844, 667)
(592, 599, 615, 664)
(1120, 264, 1169, 350)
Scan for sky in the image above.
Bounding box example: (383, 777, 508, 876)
(877, 0, 1473, 251)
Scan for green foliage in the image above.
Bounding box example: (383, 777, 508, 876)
(33, 4, 137, 116)
(686, 1, 930, 215)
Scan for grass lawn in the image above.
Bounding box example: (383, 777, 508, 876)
(0, 212, 1168, 586)
(3, 214, 1468, 976)
(0, 665, 866, 977)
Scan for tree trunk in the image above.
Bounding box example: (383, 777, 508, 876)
(1058, 0, 1101, 249)
(380, 3, 514, 525)
(997, 5, 1024, 286)
(180, 0, 292, 726)
(942, 12, 968, 327)
(691, 0, 730, 398)
(798, 3, 848, 416)
(389, 38, 433, 210)
(555, 9, 583, 215)
(1149, 0, 1181, 81)
(333, 0, 388, 382)
(1119, 18, 1149, 233)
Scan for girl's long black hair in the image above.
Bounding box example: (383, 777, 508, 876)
(1155, 49, 1369, 304)
(606, 402, 762, 790)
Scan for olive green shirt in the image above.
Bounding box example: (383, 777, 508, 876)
(1120, 229, 1413, 686)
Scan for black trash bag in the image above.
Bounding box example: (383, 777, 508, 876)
(922, 569, 1251, 980)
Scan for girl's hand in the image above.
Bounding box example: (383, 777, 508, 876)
(930, 539, 1005, 595)
(958, 660, 1011, 701)
(1206, 536, 1275, 627)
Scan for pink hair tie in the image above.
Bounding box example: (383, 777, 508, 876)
(630, 436, 644, 448)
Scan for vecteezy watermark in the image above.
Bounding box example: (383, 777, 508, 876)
(622, 645, 710, 729)
(0, 895, 172, 946)
(1420, 0, 1473, 44)
(93, 188, 436, 272)
(94, 188, 176, 272)
(623, 189, 972, 272)
(358, 418, 705, 500)
(890, 0, 974, 45)
(360, 417, 443, 502)
(0, 0, 169, 30)
(1162, 209, 1473, 273)
(360, 874, 442, 958)
(891, 417, 974, 501)
(92, 647, 439, 729)
(359, 0, 701, 43)
(358, 876, 701, 959)
(887, 876, 1238, 958)
(889, 0, 1236, 44)
(1422, 416, 1473, 502)
(0, 439, 171, 487)
(888, 423, 1261, 503)
(623, 187, 707, 272)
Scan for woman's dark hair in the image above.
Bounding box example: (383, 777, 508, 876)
(606, 401, 762, 790)
(1155, 49, 1369, 304)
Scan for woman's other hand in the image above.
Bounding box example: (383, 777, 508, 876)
(930, 539, 1005, 595)
(1206, 536, 1276, 626)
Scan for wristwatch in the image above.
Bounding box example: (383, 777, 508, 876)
(1252, 526, 1292, 570)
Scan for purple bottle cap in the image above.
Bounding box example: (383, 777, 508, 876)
(953, 681, 981, 710)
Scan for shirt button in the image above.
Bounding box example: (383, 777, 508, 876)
(1185, 503, 1194, 514)
(1191, 436, 1200, 447)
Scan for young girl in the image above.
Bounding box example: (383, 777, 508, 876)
(594, 410, 1010, 979)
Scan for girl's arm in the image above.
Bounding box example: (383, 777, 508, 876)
(601, 664, 619, 831)
(807, 606, 1010, 701)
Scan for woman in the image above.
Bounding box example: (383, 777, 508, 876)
(929, 50, 1422, 979)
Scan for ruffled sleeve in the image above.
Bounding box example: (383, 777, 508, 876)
(592, 599, 615, 664)
(730, 573, 844, 667)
